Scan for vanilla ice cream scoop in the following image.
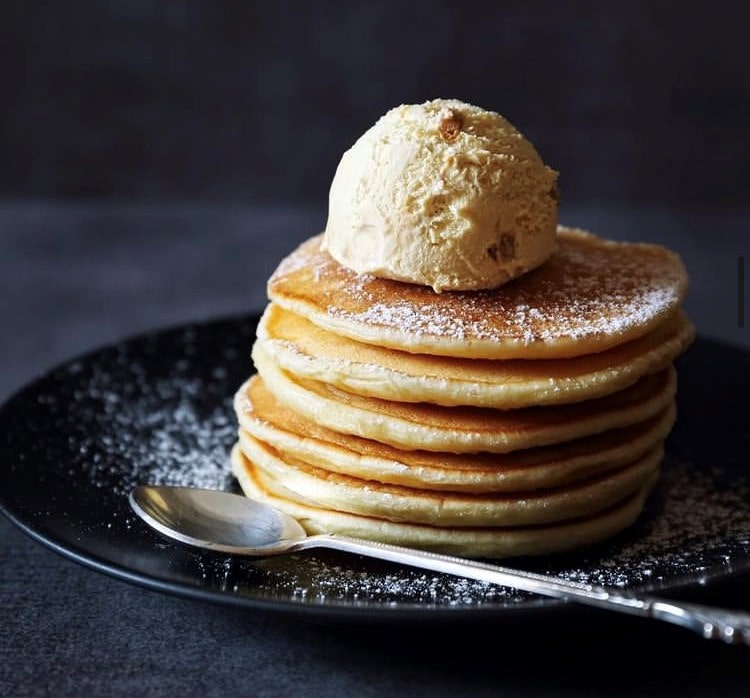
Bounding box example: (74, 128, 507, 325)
(322, 99, 559, 292)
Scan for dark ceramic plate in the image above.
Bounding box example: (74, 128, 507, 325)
(1, 313, 749, 621)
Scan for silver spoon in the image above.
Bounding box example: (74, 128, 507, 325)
(129, 484, 750, 644)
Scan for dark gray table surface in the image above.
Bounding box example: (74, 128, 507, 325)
(1, 200, 749, 697)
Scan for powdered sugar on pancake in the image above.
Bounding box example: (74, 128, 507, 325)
(267, 228, 688, 359)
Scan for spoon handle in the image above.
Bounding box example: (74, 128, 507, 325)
(295, 534, 750, 644)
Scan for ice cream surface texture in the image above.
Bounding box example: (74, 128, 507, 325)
(322, 99, 559, 292)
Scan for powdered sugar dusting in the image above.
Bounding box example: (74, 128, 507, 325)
(2, 320, 256, 503)
(4, 315, 746, 612)
(332, 249, 682, 343)
(270, 231, 687, 352)
(79, 376, 237, 496)
(543, 455, 750, 590)
(55, 336, 242, 496)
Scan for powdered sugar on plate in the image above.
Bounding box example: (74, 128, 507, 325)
(1, 315, 747, 613)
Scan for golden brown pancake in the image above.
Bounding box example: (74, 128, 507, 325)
(267, 227, 689, 360)
(231, 222, 692, 557)
(231, 444, 660, 558)
(251, 344, 677, 453)
(258, 302, 694, 408)
(238, 430, 663, 527)
(236, 374, 676, 493)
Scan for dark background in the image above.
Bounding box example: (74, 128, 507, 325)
(1, 0, 748, 386)
(2, 0, 749, 207)
(2, 4, 750, 697)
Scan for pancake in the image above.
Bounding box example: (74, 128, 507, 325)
(236, 374, 677, 492)
(231, 214, 691, 556)
(258, 302, 694, 408)
(238, 430, 663, 527)
(251, 343, 677, 453)
(231, 445, 659, 558)
(267, 227, 689, 360)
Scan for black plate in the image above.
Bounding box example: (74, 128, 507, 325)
(1, 313, 749, 621)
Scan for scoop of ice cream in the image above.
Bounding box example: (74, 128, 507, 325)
(322, 99, 559, 292)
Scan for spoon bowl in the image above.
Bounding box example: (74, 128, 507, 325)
(129, 485, 750, 645)
(130, 485, 308, 555)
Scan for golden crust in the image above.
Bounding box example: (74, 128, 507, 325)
(258, 302, 694, 408)
(268, 227, 689, 359)
(249, 343, 677, 453)
(231, 445, 659, 559)
(238, 430, 663, 527)
(236, 373, 676, 493)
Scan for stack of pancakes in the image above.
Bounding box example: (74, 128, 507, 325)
(231, 226, 693, 558)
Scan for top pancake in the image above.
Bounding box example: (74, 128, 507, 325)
(268, 226, 689, 359)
